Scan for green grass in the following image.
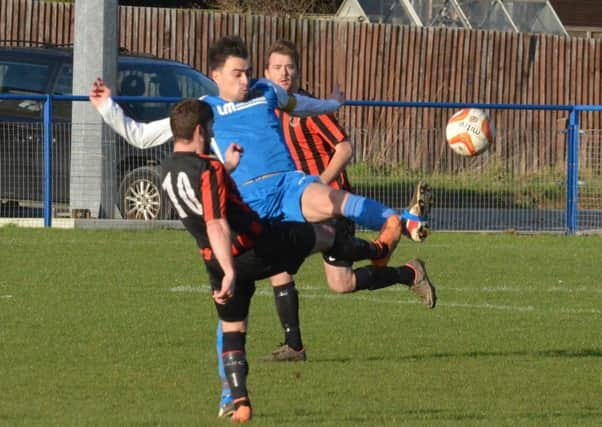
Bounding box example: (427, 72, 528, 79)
(1, 227, 601, 426)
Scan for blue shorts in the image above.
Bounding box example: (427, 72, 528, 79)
(238, 171, 320, 222)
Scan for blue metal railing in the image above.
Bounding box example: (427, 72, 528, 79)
(42, 95, 53, 227)
(1, 94, 599, 233)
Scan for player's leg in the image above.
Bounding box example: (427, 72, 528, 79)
(257, 221, 337, 362)
(216, 321, 234, 417)
(273, 172, 396, 234)
(265, 271, 307, 362)
(262, 220, 381, 361)
(321, 217, 388, 264)
(300, 182, 390, 228)
(319, 217, 435, 304)
(401, 181, 432, 242)
(319, 218, 359, 293)
(321, 258, 436, 308)
(209, 259, 255, 420)
(297, 179, 432, 243)
(213, 278, 256, 422)
(299, 182, 403, 266)
(271, 219, 402, 294)
(220, 319, 252, 423)
(404, 258, 437, 308)
(322, 261, 403, 292)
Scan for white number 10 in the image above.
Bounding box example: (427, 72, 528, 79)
(162, 171, 204, 218)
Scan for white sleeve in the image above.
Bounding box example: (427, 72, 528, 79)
(96, 97, 173, 149)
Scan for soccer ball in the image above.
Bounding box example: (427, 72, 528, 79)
(445, 108, 494, 157)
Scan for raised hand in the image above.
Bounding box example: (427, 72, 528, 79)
(224, 143, 244, 173)
(329, 83, 345, 104)
(89, 77, 112, 108)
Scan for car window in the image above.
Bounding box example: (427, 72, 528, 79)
(54, 64, 73, 95)
(0, 61, 49, 118)
(118, 63, 216, 97)
(0, 61, 50, 94)
(117, 63, 217, 121)
(172, 67, 217, 98)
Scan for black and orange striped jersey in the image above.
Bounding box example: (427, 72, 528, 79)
(275, 107, 352, 192)
(161, 152, 263, 261)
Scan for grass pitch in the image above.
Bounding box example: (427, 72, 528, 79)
(1, 227, 601, 426)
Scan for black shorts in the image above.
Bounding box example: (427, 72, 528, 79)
(207, 275, 256, 323)
(206, 221, 316, 322)
(322, 217, 356, 267)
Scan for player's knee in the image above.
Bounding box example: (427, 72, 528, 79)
(328, 281, 355, 293)
(270, 272, 294, 286)
(324, 266, 355, 293)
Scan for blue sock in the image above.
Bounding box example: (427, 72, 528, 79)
(343, 194, 396, 230)
(216, 321, 232, 404)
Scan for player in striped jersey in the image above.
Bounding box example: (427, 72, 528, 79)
(260, 40, 357, 363)
(163, 98, 430, 421)
(256, 39, 434, 360)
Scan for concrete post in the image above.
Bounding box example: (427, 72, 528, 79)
(70, 0, 119, 218)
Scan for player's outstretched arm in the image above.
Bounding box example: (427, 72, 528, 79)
(89, 77, 173, 149)
(255, 78, 344, 117)
(288, 84, 345, 117)
(206, 218, 237, 305)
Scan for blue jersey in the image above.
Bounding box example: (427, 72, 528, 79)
(203, 80, 296, 185)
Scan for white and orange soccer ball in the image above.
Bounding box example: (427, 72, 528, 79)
(445, 108, 494, 157)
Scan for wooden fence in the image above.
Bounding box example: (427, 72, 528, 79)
(1, 0, 601, 173)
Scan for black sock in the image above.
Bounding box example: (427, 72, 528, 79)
(397, 265, 416, 286)
(353, 265, 411, 291)
(222, 332, 248, 401)
(273, 282, 303, 351)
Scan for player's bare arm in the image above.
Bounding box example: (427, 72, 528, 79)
(206, 218, 237, 305)
(319, 140, 352, 185)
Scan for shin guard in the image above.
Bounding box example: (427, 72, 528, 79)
(222, 332, 249, 401)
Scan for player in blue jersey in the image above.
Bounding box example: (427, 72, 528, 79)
(90, 36, 429, 258)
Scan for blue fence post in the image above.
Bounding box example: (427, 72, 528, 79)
(43, 95, 53, 228)
(565, 107, 579, 235)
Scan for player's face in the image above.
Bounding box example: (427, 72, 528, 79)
(264, 52, 298, 93)
(212, 56, 251, 102)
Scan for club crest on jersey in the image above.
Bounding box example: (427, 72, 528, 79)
(289, 117, 300, 127)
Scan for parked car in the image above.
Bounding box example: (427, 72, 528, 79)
(0, 44, 217, 219)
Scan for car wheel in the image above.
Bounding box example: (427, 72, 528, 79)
(118, 166, 171, 220)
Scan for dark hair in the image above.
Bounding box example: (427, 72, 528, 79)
(169, 98, 213, 141)
(265, 39, 299, 69)
(208, 35, 249, 71)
